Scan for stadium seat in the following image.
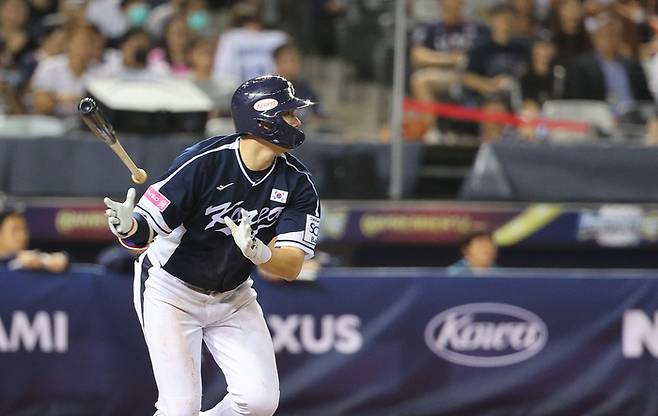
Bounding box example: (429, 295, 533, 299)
(541, 100, 617, 142)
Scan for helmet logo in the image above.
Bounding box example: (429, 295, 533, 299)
(253, 98, 279, 112)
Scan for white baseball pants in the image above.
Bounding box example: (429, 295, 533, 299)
(134, 254, 280, 416)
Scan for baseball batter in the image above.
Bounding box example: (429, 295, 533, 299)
(103, 75, 320, 416)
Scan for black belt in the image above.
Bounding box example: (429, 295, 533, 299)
(179, 280, 220, 296)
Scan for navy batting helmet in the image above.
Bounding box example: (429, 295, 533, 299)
(231, 75, 313, 149)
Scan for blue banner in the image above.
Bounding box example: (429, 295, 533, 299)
(1, 267, 658, 416)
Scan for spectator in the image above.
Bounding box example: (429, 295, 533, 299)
(462, 3, 529, 103)
(448, 230, 498, 275)
(551, 0, 592, 66)
(273, 42, 323, 120)
(86, 0, 152, 41)
(148, 13, 194, 77)
(410, 0, 488, 106)
(31, 25, 97, 116)
(18, 23, 67, 83)
(0, 208, 69, 273)
(147, 0, 185, 38)
(212, 3, 287, 84)
(188, 36, 234, 113)
(520, 30, 562, 104)
(512, 0, 541, 39)
(97, 28, 162, 80)
(0, 0, 35, 64)
(479, 95, 511, 143)
(564, 14, 653, 114)
(184, 0, 211, 36)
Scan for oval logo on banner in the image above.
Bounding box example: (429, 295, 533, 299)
(253, 98, 279, 112)
(424, 303, 548, 367)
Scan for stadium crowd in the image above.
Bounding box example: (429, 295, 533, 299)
(1, 0, 658, 143)
(409, 0, 658, 143)
(0, 0, 324, 120)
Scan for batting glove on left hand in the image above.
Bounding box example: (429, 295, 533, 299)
(104, 188, 137, 238)
(225, 208, 272, 265)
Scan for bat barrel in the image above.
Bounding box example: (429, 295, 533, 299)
(78, 97, 97, 115)
(78, 97, 117, 145)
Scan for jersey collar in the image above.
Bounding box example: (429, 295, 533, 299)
(234, 137, 278, 187)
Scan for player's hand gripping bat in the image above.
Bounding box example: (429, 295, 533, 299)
(78, 97, 148, 184)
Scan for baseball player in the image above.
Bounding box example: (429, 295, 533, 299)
(103, 75, 320, 416)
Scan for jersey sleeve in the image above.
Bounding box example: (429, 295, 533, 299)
(134, 152, 206, 236)
(274, 176, 321, 260)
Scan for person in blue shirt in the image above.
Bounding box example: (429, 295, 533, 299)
(448, 230, 498, 275)
(0, 208, 68, 273)
(104, 75, 320, 416)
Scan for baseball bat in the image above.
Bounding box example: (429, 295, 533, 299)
(78, 97, 148, 184)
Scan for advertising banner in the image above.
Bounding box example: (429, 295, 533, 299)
(2, 268, 658, 415)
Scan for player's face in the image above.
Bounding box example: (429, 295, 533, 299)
(0, 214, 29, 254)
(281, 110, 301, 128)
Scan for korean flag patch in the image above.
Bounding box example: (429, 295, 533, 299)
(270, 188, 288, 204)
(304, 215, 320, 245)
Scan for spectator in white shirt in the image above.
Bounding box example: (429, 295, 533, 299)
(31, 25, 96, 116)
(212, 4, 287, 85)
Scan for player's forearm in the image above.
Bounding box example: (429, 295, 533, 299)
(121, 213, 153, 249)
(259, 246, 304, 281)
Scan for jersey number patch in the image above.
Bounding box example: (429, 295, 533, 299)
(304, 215, 320, 245)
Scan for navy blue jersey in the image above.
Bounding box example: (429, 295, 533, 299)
(135, 134, 320, 292)
(411, 21, 488, 53)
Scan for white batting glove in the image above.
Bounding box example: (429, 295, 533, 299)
(225, 208, 272, 265)
(104, 188, 137, 238)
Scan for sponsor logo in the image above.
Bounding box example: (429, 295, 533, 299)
(216, 183, 234, 191)
(0, 311, 68, 353)
(144, 186, 171, 212)
(253, 98, 279, 112)
(304, 215, 320, 244)
(578, 205, 644, 247)
(623, 309, 658, 358)
(268, 314, 362, 354)
(270, 188, 288, 204)
(425, 303, 548, 367)
(205, 201, 284, 235)
(55, 210, 107, 234)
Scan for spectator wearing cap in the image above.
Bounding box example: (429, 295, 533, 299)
(212, 4, 287, 84)
(448, 230, 499, 275)
(564, 13, 652, 114)
(520, 31, 563, 105)
(462, 3, 529, 103)
(0, 208, 68, 273)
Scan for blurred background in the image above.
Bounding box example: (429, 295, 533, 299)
(3, 0, 658, 415)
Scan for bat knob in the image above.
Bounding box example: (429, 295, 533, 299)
(78, 97, 97, 114)
(132, 169, 148, 184)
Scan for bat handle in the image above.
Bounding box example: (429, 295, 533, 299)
(110, 142, 148, 184)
